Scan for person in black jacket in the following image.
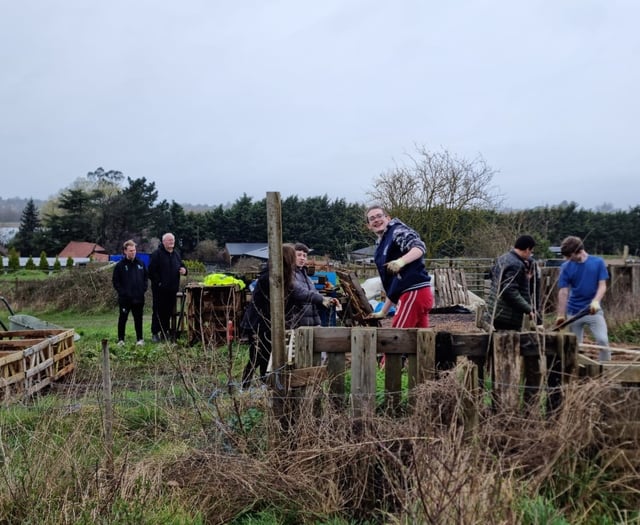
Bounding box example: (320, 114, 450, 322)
(242, 244, 297, 385)
(112, 240, 148, 346)
(148, 232, 187, 342)
(484, 235, 537, 330)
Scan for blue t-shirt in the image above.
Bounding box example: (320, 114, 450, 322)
(558, 255, 608, 315)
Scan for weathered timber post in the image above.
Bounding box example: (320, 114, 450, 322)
(266, 192, 286, 385)
(101, 339, 114, 479)
(266, 192, 286, 431)
(351, 327, 378, 418)
(402, 329, 437, 412)
(492, 331, 521, 412)
(458, 356, 480, 436)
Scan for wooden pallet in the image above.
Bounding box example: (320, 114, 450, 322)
(185, 284, 245, 346)
(432, 268, 469, 309)
(0, 329, 76, 403)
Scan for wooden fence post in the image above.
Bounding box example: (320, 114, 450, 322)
(492, 331, 521, 412)
(350, 327, 377, 418)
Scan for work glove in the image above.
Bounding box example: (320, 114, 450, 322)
(554, 317, 566, 328)
(322, 297, 335, 309)
(369, 310, 386, 319)
(386, 258, 406, 273)
(589, 300, 601, 314)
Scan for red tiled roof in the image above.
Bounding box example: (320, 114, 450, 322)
(58, 241, 109, 262)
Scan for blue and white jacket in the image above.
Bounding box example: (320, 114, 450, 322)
(374, 218, 431, 303)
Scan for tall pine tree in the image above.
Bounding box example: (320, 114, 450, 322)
(11, 198, 41, 256)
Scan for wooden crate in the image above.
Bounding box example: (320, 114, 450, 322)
(185, 284, 244, 346)
(0, 329, 76, 403)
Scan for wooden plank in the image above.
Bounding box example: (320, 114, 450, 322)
(0, 329, 65, 340)
(286, 366, 327, 389)
(350, 328, 377, 418)
(414, 329, 436, 385)
(459, 357, 480, 435)
(0, 351, 24, 366)
(0, 340, 44, 350)
(52, 362, 75, 381)
(25, 358, 54, 378)
(384, 354, 403, 415)
(601, 365, 640, 383)
(294, 327, 314, 368)
(0, 372, 25, 388)
(492, 332, 522, 412)
(327, 352, 346, 408)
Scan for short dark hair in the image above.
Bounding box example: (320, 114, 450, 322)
(294, 243, 309, 253)
(560, 236, 584, 256)
(514, 235, 536, 250)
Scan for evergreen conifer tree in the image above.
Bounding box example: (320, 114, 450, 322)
(25, 256, 36, 270)
(38, 251, 49, 272)
(8, 247, 20, 272)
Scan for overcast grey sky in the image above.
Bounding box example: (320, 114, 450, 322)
(1, 1, 638, 210)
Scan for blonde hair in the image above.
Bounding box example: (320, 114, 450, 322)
(122, 239, 136, 252)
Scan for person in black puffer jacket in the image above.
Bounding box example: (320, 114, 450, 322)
(484, 235, 537, 330)
(112, 240, 148, 345)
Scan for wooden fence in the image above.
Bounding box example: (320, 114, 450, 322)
(285, 326, 578, 417)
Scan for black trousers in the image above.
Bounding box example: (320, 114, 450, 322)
(117, 299, 144, 341)
(151, 288, 177, 338)
(242, 324, 271, 386)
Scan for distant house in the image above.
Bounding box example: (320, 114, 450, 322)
(224, 243, 268, 265)
(58, 241, 110, 263)
(349, 245, 376, 263)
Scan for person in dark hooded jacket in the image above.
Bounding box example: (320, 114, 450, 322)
(112, 240, 148, 345)
(484, 235, 537, 330)
(148, 232, 187, 342)
(290, 243, 335, 328)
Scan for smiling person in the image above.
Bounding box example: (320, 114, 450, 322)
(366, 205, 433, 329)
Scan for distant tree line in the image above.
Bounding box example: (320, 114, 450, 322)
(5, 150, 640, 263)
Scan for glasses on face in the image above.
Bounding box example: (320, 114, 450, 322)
(367, 213, 385, 223)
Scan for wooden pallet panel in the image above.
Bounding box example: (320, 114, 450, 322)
(0, 329, 76, 404)
(432, 268, 469, 309)
(186, 284, 244, 346)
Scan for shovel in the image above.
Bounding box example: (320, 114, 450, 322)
(551, 306, 591, 331)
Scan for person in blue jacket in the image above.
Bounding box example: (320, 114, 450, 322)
(112, 240, 148, 346)
(148, 232, 187, 342)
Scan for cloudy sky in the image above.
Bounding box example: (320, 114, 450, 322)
(1, 1, 638, 210)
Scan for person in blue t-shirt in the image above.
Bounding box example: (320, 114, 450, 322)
(556, 236, 610, 361)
